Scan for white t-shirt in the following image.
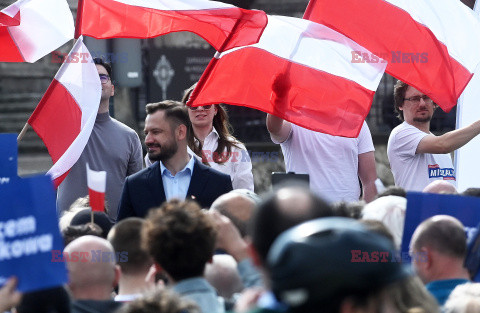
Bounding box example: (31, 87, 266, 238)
(387, 121, 456, 191)
(273, 122, 375, 203)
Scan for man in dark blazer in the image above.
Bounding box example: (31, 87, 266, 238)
(117, 101, 232, 221)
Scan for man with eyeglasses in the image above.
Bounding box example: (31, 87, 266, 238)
(388, 80, 480, 191)
(56, 58, 143, 221)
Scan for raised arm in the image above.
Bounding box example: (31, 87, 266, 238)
(417, 120, 480, 154)
(266, 114, 292, 143)
(358, 151, 378, 203)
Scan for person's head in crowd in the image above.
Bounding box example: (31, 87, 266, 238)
(409, 215, 469, 284)
(211, 189, 259, 237)
(359, 219, 395, 245)
(93, 57, 115, 113)
(181, 83, 241, 165)
(444, 283, 480, 313)
(70, 209, 113, 238)
(385, 276, 439, 313)
(144, 100, 191, 164)
(376, 185, 407, 199)
(362, 195, 406, 249)
(462, 188, 480, 198)
(15, 286, 71, 313)
(142, 199, 216, 283)
(64, 235, 120, 300)
(332, 201, 364, 219)
(204, 254, 243, 300)
(62, 223, 103, 246)
(267, 217, 415, 313)
(59, 195, 110, 232)
(116, 289, 200, 313)
(250, 183, 334, 266)
(423, 180, 458, 194)
(107, 217, 154, 297)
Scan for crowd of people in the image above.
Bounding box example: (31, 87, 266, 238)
(2, 59, 480, 313)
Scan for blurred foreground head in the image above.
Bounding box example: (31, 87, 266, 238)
(267, 217, 414, 313)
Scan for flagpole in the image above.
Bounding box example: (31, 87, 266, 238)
(17, 122, 29, 142)
(189, 13, 253, 106)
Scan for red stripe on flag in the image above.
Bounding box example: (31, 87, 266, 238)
(28, 79, 82, 163)
(53, 170, 70, 188)
(0, 26, 24, 62)
(76, 0, 266, 51)
(192, 48, 374, 138)
(0, 11, 20, 26)
(304, 0, 472, 112)
(88, 188, 105, 212)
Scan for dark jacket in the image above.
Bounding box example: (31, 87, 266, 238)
(117, 158, 233, 220)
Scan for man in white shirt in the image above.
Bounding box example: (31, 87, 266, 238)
(387, 80, 480, 191)
(267, 115, 378, 203)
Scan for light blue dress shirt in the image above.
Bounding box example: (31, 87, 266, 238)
(160, 155, 195, 201)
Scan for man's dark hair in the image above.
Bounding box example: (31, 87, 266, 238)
(332, 201, 364, 219)
(250, 185, 334, 263)
(142, 199, 217, 281)
(117, 289, 200, 313)
(413, 216, 467, 259)
(376, 186, 407, 199)
(62, 223, 103, 246)
(462, 188, 480, 198)
(93, 57, 112, 78)
(108, 218, 152, 275)
(145, 100, 191, 132)
(393, 80, 409, 122)
(16, 286, 71, 313)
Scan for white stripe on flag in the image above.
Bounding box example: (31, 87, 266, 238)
(218, 15, 386, 91)
(7, 0, 74, 62)
(46, 36, 101, 181)
(87, 163, 107, 193)
(115, 0, 234, 10)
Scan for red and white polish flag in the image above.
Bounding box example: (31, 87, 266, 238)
(28, 36, 101, 187)
(189, 15, 386, 138)
(86, 164, 106, 212)
(304, 0, 480, 112)
(0, 0, 74, 62)
(75, 0, 267, 52)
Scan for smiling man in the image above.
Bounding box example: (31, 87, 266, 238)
(117, 101, 232, 221)
(388, 80, 480, 191)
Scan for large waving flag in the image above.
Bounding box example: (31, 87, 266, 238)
(28, 37, 101, 187)
(189, 15, 386, 138)
(75, 0, 267, 52)
(304, 0, 480, 112)
(0, 0, 74, 62)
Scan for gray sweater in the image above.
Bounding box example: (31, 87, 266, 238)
(57, 112, 143, 220)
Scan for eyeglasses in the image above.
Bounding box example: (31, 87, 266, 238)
(404, 95, 433, 104)
(188, 105, 213, 111)
(99, 74, 111, 84)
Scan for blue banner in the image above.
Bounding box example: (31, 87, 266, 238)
(0, 134, 67, 292)
(0, 134, 17, 178)
(401, 192, 480, 262)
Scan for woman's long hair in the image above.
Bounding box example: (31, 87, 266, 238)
(182, 83, 242, 165)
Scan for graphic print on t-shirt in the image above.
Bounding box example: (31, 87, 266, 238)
(428, 164, 455, 180)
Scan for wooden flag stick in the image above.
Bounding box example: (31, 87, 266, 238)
(91, 210, 94, 224)
(17, 122, 29, 142)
